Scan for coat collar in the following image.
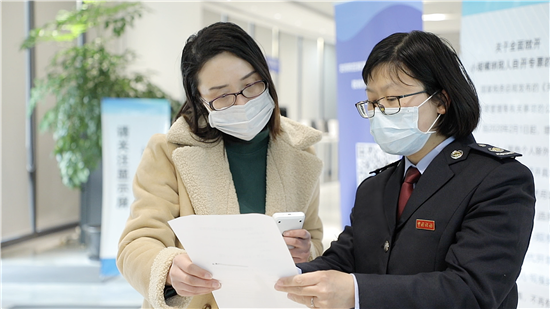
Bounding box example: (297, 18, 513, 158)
(166, 116, 322, 150)
(392, 136, 474, 227)
(166, 116, 323, 216)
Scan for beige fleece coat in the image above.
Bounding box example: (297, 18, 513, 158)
(116, 116, 324, 309)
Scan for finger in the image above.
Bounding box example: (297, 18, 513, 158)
(181, 272, 221, 289)
(275, 273, 319, 289)
(286, 237, 310, 250)
(170, 263, 220, 291)
(173, 283, 219, 296)
(171, 272, 221, 297)
(286, 293, 311, 307)
(277, 283, 319, 296)
(173, 282, 220, 296)
(275, 275, 297, 290)
(284, 236, 301, 248)
(185, 263, 214, 279)
(173, 257, 213, 280)
(282, 229, 310, 239)
(291, 254, 308, 264)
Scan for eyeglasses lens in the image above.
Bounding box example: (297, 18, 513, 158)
(211, 81, 266, 110)
(212, 96, 235, 110)
(242, 81, 266, 98)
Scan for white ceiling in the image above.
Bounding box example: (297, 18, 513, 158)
(423, 1, 462, 34)
(204, 1, 463, 45)
(203, 1, 337, 43)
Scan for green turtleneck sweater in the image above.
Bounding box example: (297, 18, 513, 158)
(223, 129, 270, 214)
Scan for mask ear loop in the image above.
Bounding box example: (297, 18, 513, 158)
(419, 90, 441, 134)
(417, 90, 439, 109)
(424, 114, 441, 134)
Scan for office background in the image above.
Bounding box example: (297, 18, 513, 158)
(1, 0, 461, 246)
(5, 1, 547, 309)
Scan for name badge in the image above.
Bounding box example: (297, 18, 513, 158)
(416, 219, 435, 231)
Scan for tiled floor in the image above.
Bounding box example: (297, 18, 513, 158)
(1, 229, 143, 309)
(1, 182, 342, 309)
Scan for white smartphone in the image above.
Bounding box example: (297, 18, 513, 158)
(272, 212, 305, 234)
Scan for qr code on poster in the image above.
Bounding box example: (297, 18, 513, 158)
(356, 142, 401, 187)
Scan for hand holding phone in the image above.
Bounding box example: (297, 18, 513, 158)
(272, 212, 305, 234)
(273, 212, 305, 249)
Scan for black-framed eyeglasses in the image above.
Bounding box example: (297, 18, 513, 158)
(355, 90, 427, 119)
(203, 80, 268, 111)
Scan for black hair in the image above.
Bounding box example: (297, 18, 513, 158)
(362, 30, 480, 139)
(175, 22, 281, 141)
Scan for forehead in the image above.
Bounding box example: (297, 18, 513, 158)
(366, 64, 422, 92)
(197, 52, 255, 88)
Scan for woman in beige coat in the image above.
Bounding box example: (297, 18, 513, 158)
(116, 22, 324, 309)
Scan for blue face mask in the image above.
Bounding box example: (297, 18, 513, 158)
(368, 92, 440, 156)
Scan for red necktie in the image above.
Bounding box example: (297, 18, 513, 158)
(397, 167, 421, 220)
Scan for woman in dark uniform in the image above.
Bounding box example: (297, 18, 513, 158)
(275, 30, 536, 309)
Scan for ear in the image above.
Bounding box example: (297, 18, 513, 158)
(437, 90, 450, 115)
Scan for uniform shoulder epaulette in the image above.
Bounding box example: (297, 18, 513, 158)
(370, 160, 400, 176)
(469, 143, 521, 159)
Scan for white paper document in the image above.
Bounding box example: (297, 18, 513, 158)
(168, 214, 307, 308)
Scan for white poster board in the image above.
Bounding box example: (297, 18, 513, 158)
(100, 98, 171, 276)
(461, 2, 549, 307)
(355, 142, 400, 187)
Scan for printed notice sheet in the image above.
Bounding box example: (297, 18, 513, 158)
(168, 214, 306, 308)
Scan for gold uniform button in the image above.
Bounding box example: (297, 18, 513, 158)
(202, 304, 212, 309)
(384, 241, 390, 252)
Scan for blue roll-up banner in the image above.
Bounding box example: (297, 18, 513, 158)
(461, 2, 549, 307)
(334, 1, 422, 227)
(100, 98, 171, 277)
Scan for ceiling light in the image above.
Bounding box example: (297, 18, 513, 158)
(423, 13, 447, 21)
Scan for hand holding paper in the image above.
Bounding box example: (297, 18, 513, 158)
(275, 270, 356, 309)
(168, 214, 307, 308)
(167, 252, 221, 296)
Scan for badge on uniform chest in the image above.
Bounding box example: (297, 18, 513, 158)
(416, 219, 435, 231)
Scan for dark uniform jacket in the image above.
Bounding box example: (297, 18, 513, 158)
(299, 135, 536, 309)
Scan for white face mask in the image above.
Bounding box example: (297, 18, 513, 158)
(208, 90, 275, 141)
(369, 92, 440, 156)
